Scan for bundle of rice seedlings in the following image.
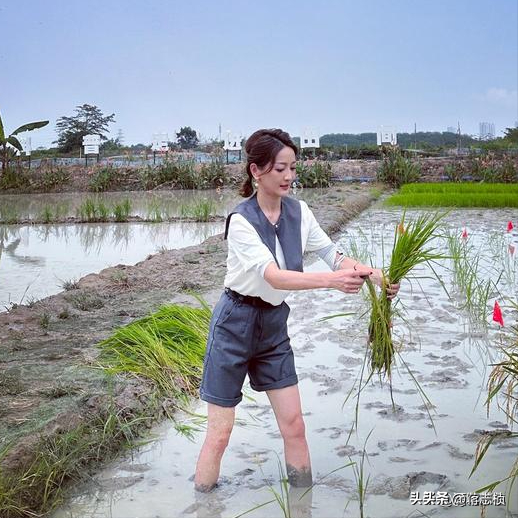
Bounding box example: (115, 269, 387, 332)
(365, 211, 446, 377)
(98, 298, 211, 397)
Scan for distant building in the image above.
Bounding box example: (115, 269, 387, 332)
(377, 126, 397, 146)
(479, 122, 495, 140)
(446, 126, 456, 133)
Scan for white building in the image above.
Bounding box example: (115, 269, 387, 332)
(479, 122, 495, 141)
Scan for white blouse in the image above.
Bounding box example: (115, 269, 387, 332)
(224, 200, 337, 305)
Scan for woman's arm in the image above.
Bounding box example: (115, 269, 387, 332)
(264, 261, 373, 294)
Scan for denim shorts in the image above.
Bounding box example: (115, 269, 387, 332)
(200, 290, 298, 407)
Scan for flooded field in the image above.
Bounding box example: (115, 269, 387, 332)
(0, 189, 240, 221)
(51, 205, 518, 518)
(0, 188, 330, 310)
(0, 221, 225, 309)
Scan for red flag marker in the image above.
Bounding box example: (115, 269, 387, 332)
(507, 221, 514, 232)
(493, 301, 504, 327)
(461, 228, 468, 239)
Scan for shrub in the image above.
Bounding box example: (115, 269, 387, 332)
(39, 167, 70, 192)
(0, 166, 31, 191)
(443, 162, 464, 182)
(296, 161, 332, 188)
(376, 148, 421, 187)
(88, 166, 118, 192)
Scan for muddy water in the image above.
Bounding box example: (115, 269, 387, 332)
(0, 221, 224, 309)
(54, 206, 518, 518)
(0, 189, 241, 220)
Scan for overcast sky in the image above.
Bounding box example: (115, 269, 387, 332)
(1, 0, 517, 148)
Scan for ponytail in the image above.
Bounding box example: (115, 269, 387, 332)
(239, 175, 253, 197)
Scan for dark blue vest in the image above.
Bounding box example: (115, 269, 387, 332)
(224, 193, 303, 272)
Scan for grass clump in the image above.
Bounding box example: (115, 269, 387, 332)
(97, 299, 210, 397)
(365, 211, 446, 376)
(0, 403, 156, 517)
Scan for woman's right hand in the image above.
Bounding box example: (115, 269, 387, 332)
(328, 267, 373, 294)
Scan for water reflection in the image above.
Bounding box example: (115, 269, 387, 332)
(0, 221, 224, 309)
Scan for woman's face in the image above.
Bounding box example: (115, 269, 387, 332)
(253, 146, 297, 198)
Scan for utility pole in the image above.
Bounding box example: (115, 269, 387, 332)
(414, 122, 417, 155)
(457, 122, 461, 154)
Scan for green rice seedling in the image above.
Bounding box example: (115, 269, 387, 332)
(365, 211, 447, 377)
(77, 198, 98, 221)
(97, 298, 211, 397)
(470, 310, 518, 497)
(146, 200, 168, 222)
(445, 231, 501, 327)
(400, 183, 518, 194)
(97, 201, 110, 221)
(40, 205, 53, 223)
(234, 457, 354, 518)
(180, 199, 215, 222)
(113, 199, 132, 222)
(386, 192, 518, 208)
(0, 206, 20, 224)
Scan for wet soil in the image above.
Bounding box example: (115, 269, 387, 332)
(0, 185, 376, 477)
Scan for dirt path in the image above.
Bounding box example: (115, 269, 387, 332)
(0, 186, 377, 482)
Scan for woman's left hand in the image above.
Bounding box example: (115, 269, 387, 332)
(371, 268, 400, 300)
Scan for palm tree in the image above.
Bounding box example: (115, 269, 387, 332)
(0, 110, 49, 174)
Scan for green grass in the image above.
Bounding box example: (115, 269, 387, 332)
(387, 183, 518, 207)
(400, 182, 518, 194)
(97, 299, 210, 398)
(387, 193, 518, 208)
(0, 402, 157, 517)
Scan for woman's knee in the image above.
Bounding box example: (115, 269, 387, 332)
(280, 413, 306, 441)
(206, 424, 233, 453)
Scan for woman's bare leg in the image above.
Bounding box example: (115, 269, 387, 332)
(267, 385, 312, 487)
(194, 403, 235, 492)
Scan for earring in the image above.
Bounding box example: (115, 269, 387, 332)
(254, 180, 258, 188)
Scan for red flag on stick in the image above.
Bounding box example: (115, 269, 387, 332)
(507, 221, 514, 232)
(493, 301, 504, 327)
(461, 228, 468, 239)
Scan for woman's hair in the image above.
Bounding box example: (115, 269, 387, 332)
(239, 128, 298, 197)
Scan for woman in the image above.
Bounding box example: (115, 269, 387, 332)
(194, 129, 398, 492)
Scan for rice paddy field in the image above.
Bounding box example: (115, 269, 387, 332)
(386, 183, 518, 208)
(50, 201, 518, 518)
